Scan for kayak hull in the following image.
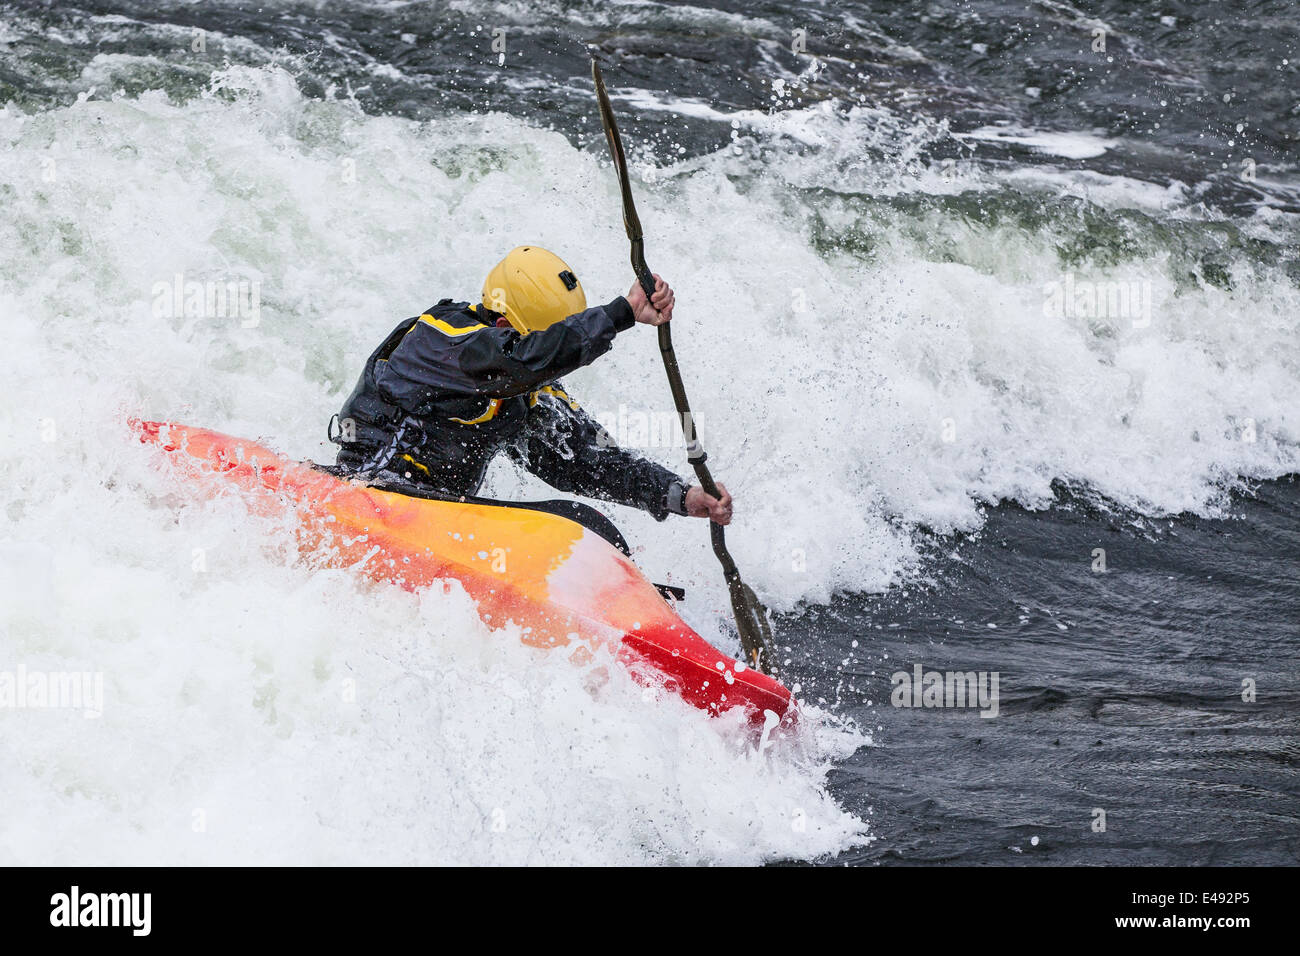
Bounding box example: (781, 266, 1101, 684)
(132, 421, 795, 728)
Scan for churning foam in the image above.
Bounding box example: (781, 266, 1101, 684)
(1, 64, 1296, 862)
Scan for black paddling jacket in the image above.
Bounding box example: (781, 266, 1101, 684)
(330, 297, 684, 519)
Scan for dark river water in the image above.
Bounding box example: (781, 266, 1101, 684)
(791, 478, 1299, 865)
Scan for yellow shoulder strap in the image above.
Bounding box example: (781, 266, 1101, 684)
(418, 313, 485, 337)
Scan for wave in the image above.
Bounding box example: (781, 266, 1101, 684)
(2, 63, 1297, 862)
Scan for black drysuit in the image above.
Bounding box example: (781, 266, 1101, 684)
(330, 297, 686, 520)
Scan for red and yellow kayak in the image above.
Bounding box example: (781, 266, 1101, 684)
(133, 421, 795, 727)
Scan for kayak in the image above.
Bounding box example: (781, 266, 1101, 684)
(132, 421, 796, 728)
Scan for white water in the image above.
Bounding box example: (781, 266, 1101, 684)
(1, 65, 1297, 863)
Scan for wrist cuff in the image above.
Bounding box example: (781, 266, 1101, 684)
(606, 296, 636, 333)
(667, 480, 691, 517)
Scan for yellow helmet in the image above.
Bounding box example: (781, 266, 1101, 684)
(481, 246, 587, 334)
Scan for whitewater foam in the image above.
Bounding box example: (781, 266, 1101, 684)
(2, 64, 1297, 863)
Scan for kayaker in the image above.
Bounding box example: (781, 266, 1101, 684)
(329, 246, 732, 525)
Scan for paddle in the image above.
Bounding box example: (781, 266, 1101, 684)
(590, 58, 779, 676)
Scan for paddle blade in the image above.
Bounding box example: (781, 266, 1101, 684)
(590, 58, 645, 243)
(727, 577, 778, 675)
